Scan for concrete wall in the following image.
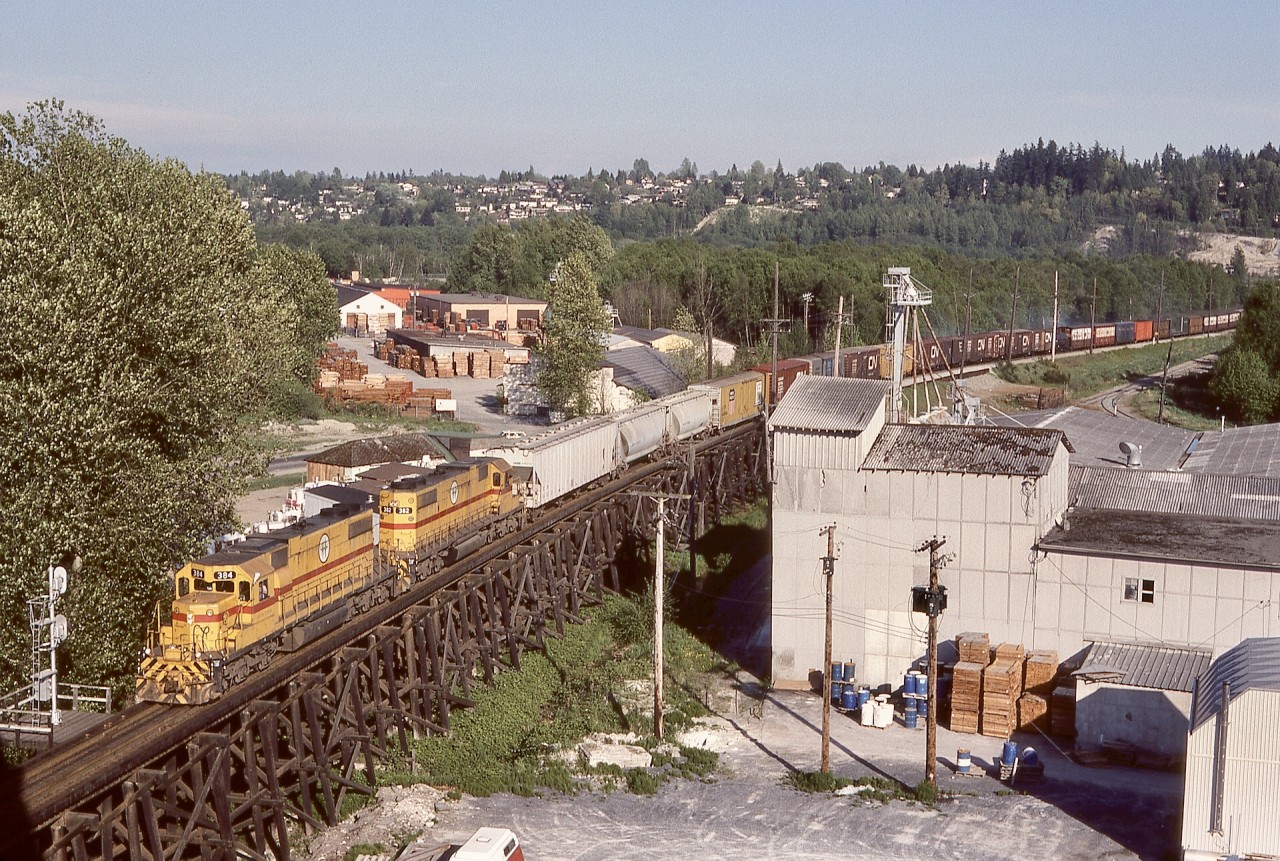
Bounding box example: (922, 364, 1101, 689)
(1183, 689, 1280, 858)
(770, 427, 1072, 690)
(1074, 683, 1192, 759)
(1035, 552, 1280, 660)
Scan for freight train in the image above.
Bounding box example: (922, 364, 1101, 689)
(137, 372, 768, 705)
(792, 310, 1241, 380)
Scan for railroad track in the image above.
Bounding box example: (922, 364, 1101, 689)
(14, 422, 760, 831)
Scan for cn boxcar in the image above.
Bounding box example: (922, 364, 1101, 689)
(1134, 320, 1154, 343)
(842, 346, 881, 379)
(689, 371, 765, 430)
(1116, 321, 1135, 345)
(751, 358, 810, 404)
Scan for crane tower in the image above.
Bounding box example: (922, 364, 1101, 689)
(884, 267, 932, 423)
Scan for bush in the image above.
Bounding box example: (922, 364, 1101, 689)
(783, 769, 851, 794)
(625, 768, 660, 795)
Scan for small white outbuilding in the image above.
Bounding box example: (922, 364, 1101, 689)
(1181, 637, 1280, 860)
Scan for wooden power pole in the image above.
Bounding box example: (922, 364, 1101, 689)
(1050, 270, 1060, 362)
(915, 536, 952, 787)
(1006, 266, 1020, 362)
(820, 523, 837, 774)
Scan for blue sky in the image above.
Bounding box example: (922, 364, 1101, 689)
(3, 1, 1276, 177)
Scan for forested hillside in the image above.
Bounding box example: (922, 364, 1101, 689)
(232, 140, 1279, 280)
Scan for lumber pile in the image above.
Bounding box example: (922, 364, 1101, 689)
(1023, 650, 1058, 694)
(950, 662, 985, 733)
(316, 344, 367, 381)
(956, 632, 991, 664)
(1017, 694, 1049, 731)
(980, 644, 1025, 738)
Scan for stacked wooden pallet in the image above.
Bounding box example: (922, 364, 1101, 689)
(956, 632, 991, 664)
(950, 632, 990, 734)
(1017, 649, 1059, 731)
(316, 344, 367, 381)
(980, 644, 1025, 738)
(950, 662, 985, 733)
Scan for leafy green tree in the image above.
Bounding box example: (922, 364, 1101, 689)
(0, 102, 306, 696)
(535, 252, 609, 417)
(1229, 245, 1249, 285)
(1210, 348, 1277, 423)
(252, 244, 339, 383)
(1231, 283, 1280, 371)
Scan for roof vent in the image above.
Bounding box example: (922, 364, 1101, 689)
(1119, 441, 1142, 469)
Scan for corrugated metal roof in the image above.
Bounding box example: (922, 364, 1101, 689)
(602, 346, 686, 398)
(308, 433, 452, 467)
(1070, 465, 1280, 521)
(1076, 640, 1212, 692)
(861, 425, 1065, 476)
(991, 406, 1195, 472)
(768, 375, 889, 434)
(1190, 637, 1280, 731)
(1184, 424, 1280, 478)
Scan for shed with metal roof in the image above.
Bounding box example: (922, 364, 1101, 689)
(862, 425, 1069, 476)
(1071, 640, 1212, 761)
(1182, 638, 1280, 860)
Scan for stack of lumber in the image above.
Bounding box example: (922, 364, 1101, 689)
(950, 633, 991, 734)
(1017, 649, 1058, 731)
(434, 355, 455, 378)
(1051, 684, 1077, 738)
(956, 632, 991, 664)
(470, 351, 490, 379)
(949, 662, 985, 733)
(316, 344, 367, 381)
(980, 644, 1025, 738)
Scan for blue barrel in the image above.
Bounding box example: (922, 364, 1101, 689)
(841, 685, 858, 710)
(904, 702, 918, 729)
(857, 687, 871, 708)
(1020, 747, 1040, 767)
(843, 661, 856, 684)
(831, 681, 844, 703)
(1002, 740, 1019, 767)
(956, 749, 971, 774)
(831, 662, 845, 684)
(916, 673, 929, 700)
(917, 696, 928, 718)
(904, 672, 918, 696)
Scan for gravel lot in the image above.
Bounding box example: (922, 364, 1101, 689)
(306, 556, 1182, 861)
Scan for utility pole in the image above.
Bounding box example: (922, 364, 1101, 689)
(802, 292, 814, 349)
(761, 260, 789, 484)
(627, 490, 689, 741)
(1156, 271, 1165, 342)
(1158, 340, 1174, 424)
(820, 524, 837, 774)
(1006, 266, 1020, 362)
(960, 269, 974, 376)
(833, 296, 845, 378)
(914, 537, 952, 787)
(1050, 270, 1060, 362)
(1089, 277, 1098, 354)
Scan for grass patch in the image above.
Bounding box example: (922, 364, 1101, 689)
(994, 335, 1231, 400)
(245, 471, 305, 492)
(407, 592, 724, 798)
(344, 844, 385, 861)
(783, 771, 948, 806)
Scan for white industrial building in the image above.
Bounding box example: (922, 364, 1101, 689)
(1181, 638, 1280, 860)
(769, 379, 1280, 700)
(337, 284, 403, 334)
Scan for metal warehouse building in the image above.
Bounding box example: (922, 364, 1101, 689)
(1181, 638, 1280, 860)
(769, 382, 1280, 696)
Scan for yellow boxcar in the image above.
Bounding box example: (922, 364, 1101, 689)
(379, 458, 523, 569)
(138, 504, 379, 705)
(689, 371, 765, 430)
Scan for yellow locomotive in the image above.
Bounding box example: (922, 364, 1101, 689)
(379, 457, 524, 572)
(138, 459, 524, 705)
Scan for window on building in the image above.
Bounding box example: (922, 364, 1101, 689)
(1123, 577, 1156, 604)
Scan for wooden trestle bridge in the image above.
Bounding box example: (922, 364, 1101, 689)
(0, 421, 764, 861)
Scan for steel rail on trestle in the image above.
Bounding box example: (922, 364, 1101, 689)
(3, 420, 764, 861)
